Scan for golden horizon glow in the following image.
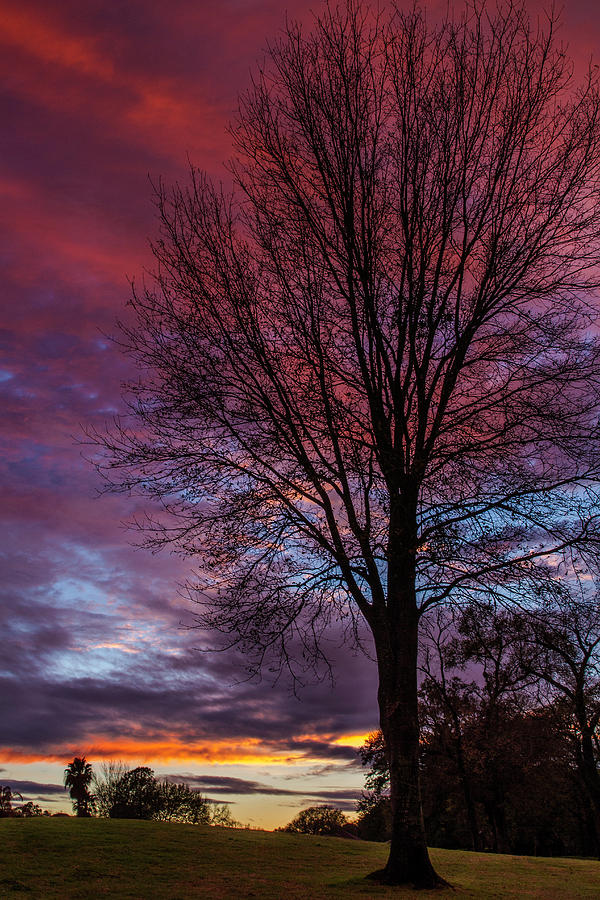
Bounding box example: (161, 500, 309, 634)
(330, 732, 373, 747)
(0, 732, 365, 768)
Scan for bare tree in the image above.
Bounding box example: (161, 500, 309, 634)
(92, 1, 600, 885)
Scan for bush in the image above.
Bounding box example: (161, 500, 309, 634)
(280, 806, 351, 836)
(19, 801, 45, 817)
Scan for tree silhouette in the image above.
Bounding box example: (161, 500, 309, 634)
(93, 0, 600, 885)
(359, 705, 587, 856)
(64, 757, 95, 817)
(514, 558, 600, 853)
(0, 785, 23, 817)
(280, 805, 350, 835)
(419, 607, 536, 854)
(92, 760, 129, 818)
(107, 766, 162, 820)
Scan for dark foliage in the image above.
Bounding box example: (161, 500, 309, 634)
(108, 766, 162, 820)
(279, 805, 353, 836)
(511, 562, 600, 853)
(18, 802, 46, 817)
(356, 731, 392, 842)
(0, 787, 50, 818)
(0, 786, 23, 818)
(356, 795, 392, 843)
(63, 757, 95, 818)
(94, 763, 235, 825)
(359, 709, 588, 856)
(358, 599, 599, 857)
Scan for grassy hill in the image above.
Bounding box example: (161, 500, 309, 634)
(1, 818, 599, 898)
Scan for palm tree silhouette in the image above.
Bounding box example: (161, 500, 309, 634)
(64, 757, 95, 817)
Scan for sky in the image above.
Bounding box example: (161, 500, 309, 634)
(2, 0, 600, 828)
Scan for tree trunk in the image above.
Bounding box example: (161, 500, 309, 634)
(369, 606, 446, 887)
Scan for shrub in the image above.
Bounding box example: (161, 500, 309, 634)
(280, 806, 350, 836)
(19, 801, 45, 817)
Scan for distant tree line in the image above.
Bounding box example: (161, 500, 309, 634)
(356, 588, 600, 858)
(61, 758, 235, 826)
(0, 786, 48, 818)
(94, 763, 235, 826)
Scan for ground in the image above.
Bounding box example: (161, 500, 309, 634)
(1, 818, 599, 898)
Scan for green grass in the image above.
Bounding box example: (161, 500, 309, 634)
(1, 818, 598, 898)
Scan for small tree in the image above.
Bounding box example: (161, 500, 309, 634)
(92, 760, 129, 817)
(64, 757, 95, 817)
(155, 781, 209, 823)
(19, 801, 45, 817)
(0, 786, 23, 818)
(93, 0, 600, 885)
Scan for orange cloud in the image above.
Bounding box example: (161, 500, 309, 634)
(293, 731, 370, 749)
(330, 732, 371, 748)
(0, 734, 352, 768)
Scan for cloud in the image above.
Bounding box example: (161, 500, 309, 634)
(0, 780, 66, 798)
(0, 500, 379, 761)
(304, 761, 363, 777)
(163, 775, 305, 796)
(0, 659, 377, 765)
(158, 774, 363, 815)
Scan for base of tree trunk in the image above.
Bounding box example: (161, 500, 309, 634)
(366, 865, 449, 889)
